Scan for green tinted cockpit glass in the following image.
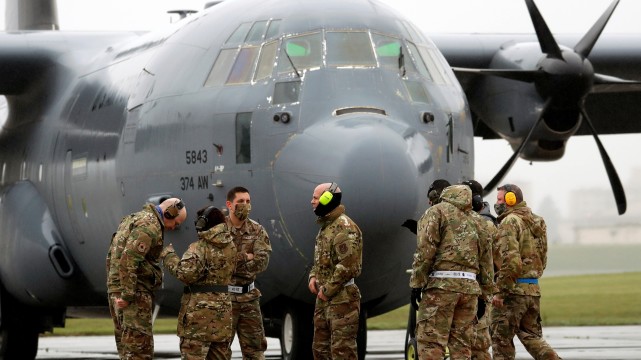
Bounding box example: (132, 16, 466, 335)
(277, 32, 322, 74)
(372, 33, 402, 69)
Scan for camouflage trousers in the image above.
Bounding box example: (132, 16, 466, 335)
(312, 298, 360, 360)
(415, 288, 476, 360)
(224, 298, 267, 360)
(108, 293, 124, 357)
(491, 294, 561, 360)
(109, 291, 154, 360)
(179, 337, 228, 360)
(471, 302, 492, 360)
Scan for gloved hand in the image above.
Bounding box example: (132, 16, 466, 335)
(401, 219, 418, 235)
(160, 244, 175, 260)
(410, 288, 423, 311)
(476, 297, 486, 319)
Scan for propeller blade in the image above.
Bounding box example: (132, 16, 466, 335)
(574, 0, 620, 58)
(452, 67, 541, 83)
(524, 0, 563, 60)
(483, 98, 552, 195)
(593, 73, 641, 86)
(579, 107, 627, 215)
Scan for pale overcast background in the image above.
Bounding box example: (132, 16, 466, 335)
(1, 0, 640, 219)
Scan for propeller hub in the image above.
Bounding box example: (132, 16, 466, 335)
(535, 50, 594, 105)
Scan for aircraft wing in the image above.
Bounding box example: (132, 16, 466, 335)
(431, 32, 641, 136)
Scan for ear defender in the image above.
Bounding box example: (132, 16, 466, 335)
(194, 206, 215, 231)
(472, 194, 483, 212)
(319, 182, 338, 206)
(504, 191, 517, 206)
(164, 199, 185, 219)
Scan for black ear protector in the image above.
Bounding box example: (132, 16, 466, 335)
(164, 199, 185, 219)
(472, 194, 483, 212)
(194, 206, 215, 231)
(319, 182, 338, 206)
(504, 191, 517, 206)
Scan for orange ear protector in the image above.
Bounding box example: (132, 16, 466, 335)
(504, 191, 517, 206)
(319, 182, 338, 206)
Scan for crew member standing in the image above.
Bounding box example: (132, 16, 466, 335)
(161, 206, 237, 360)
(462, 179, 498, 360)
(491, 184, 561, 360)
(106, 198, 187, 359)
(308, 182, 363, 360)
(410, 185, 494, 359)
(224, 186, 272, 360)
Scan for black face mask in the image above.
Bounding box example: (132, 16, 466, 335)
(314, 192, 342, 217)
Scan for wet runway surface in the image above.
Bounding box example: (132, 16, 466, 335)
(37, 326, 641, 359)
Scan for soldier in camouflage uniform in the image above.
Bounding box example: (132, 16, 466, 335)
(462, 180, 498, 360)
(161, 206, 237, 360)
(308, 182, 363, 360)
(410, 185, 494, 360)
(491, 184, 561, 360)
(223, 186, 272, 360)
(106, 198, 187, 360)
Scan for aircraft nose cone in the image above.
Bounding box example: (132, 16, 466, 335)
(271, 116, 431, 301)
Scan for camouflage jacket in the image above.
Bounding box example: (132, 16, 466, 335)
(495, 201, 547, 296)
(162, 223, 237, 342)
(410, 185, 494, 298)
(226, 217, 271, 302)
(107, 204, 164, 301)
(309, 205, 362, 306)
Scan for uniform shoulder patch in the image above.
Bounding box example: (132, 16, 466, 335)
(338, 242, 349, 255)
(136, 240, 149, 254)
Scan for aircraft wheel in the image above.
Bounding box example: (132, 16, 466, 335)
(405, 334, 417, 360)
(0, 286, 39, 359)
(280, 303, 313, 360)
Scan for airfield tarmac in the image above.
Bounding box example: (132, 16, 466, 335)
(37, 326, 641, 359)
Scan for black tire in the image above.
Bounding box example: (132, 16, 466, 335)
(280, 302, 313, 360)
(404, 303, 417, 360)
(0, 287, 39, 360)
(405, 335, 418, 360)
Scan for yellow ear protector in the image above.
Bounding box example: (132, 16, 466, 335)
(164, 199, 185, 219)
(319, 182, 338, 206)
(504, 191, 517, 206)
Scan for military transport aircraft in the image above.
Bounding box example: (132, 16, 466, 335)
(0, 0, 639, 359)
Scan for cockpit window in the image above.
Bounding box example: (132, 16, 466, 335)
(266, 19, 281, 40)
(326, 31, 376, 67)
(246, 21, 268, 43)
(277, 32, 322, 74)
(204, 48, 238, 87)
(372, 33, 401, 69)
(418, 46, 452, 85)
(226, 23, 252, 45)
(400, 20, 422, 43)
(406, 41, 432, 81)
(227, 46, 260, 84)
(254, 40, 278, 82)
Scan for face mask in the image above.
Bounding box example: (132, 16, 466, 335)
(494, 202, 507, 216)
(234, 203, 251, 221)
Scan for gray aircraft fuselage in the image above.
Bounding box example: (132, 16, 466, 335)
(0, 0, 473, 325)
